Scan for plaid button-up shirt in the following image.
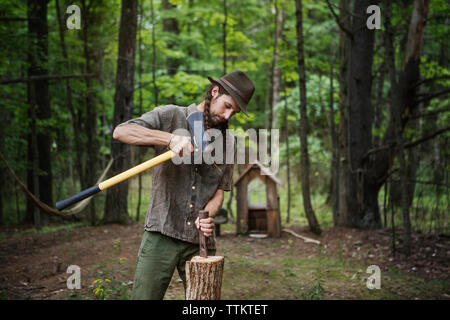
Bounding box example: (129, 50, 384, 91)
(118, 104, 233, 249)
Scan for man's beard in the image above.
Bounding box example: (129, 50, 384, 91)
(207, 110, 228, 130)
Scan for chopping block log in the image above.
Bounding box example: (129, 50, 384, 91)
(185, 210, 224, 300)
(185, 255, 225, 300)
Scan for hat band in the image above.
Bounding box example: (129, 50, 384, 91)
(220, 77, 249, 104)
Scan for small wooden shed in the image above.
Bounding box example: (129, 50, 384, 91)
(234, 161, 282, 237)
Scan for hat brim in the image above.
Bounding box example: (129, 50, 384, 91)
(208, 76, 249, 117)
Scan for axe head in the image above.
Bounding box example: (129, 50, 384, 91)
(186, 111, 209, 152)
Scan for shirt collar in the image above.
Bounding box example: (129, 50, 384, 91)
(187, 103, 200, 117)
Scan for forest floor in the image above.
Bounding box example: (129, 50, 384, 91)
(0, 222, 449, 300)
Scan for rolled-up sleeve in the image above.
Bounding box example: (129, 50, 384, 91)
(117, 108, 162, 130)
(117, 105, 179, 132)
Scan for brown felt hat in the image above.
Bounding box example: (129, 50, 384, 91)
(207, 69, 255, 117)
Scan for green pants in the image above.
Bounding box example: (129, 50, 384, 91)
(131, 231, 215, 300)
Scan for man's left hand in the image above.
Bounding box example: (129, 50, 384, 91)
(195, 216, 214, 237)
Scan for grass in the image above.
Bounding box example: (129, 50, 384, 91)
(127, 173, 152, 224)
(0, 222, 87, 241)
(221, 240, 448, 300)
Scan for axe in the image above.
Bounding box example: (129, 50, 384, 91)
(56, 111, 208, 211)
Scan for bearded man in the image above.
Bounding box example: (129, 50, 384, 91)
(112, 70, 255, 300)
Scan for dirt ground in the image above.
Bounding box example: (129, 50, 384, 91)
(0, 222, 449, 300)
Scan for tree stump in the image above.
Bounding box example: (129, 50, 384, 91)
(185, 255, 225, 300)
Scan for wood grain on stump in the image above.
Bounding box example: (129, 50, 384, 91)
(185, 255, 225, 300)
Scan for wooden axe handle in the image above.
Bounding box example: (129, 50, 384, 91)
(198, 210, 209, 258)
(56, 150, 176, 210)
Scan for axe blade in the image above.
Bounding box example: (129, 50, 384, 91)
(186, 111, 209, 152)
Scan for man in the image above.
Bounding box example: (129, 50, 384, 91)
(113, 69, 255, 300)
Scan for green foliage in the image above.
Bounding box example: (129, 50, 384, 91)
(302, 278, 325, 300)
(0, 0, 448, 235)
(91, 277, 130, 300)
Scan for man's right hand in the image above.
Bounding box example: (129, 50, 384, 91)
(169, 134, 194, 157)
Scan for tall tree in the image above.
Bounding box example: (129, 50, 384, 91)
(26, 0, 52, 227)
(81, 0, 101, 225)
(55, 0, 85, 201)
(136, 0, 144, 222)
(328, 40, 339, 224)
(103, 0, 138, 224)
(333, 0, 432, 234)
(271, 0, 284, 131)
(294, 0, 321, 235)
(381, 0, 431, 253)
(345, 0, 379, 229)
(150, 0, 159, 106)
(336, 0, 351, 227)
(282, 76, 291, 223)
(162, 0, 180, 76)
(223, 0, 228, 74)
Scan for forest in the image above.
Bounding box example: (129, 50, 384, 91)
(0, 0, 449, 300)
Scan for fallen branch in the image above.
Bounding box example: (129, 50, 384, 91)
(282, 229, 321, 245)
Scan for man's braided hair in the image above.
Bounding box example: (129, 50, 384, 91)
(203, 83, 231, 154)
(203, 83, 229, 131)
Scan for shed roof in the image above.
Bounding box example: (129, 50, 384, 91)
(233, 161, 282, 186)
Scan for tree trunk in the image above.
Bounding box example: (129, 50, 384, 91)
(271, 0, 284, 127)
(294, 0, 321, 235)
(382, 0, 430, 254)
(373, 61, 386, 147)
(336, 0, 351, 227)
(150, 0, 159, 106)
(136, 0, 144, 222)
(328, 41, 339, 224)
(337, 0, 430, 233)
(103, 0, 138, 225)
(26, 0, 51, 226)
(162, 0, 180, 76)
(282, 76, 291, 224)
(185, 256, 225, 300)
(345, 0, 380, 229)
(55, 0, 85, 199)
(29, 81, 41, 230)
(81, 0, 99, 226)
(223, 0, 227, 74)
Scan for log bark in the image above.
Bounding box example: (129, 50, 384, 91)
(185, 256, 225, 300)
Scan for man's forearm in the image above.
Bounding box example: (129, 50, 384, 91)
(113, 124, 173, 146)
(204, 189, 225, 218)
